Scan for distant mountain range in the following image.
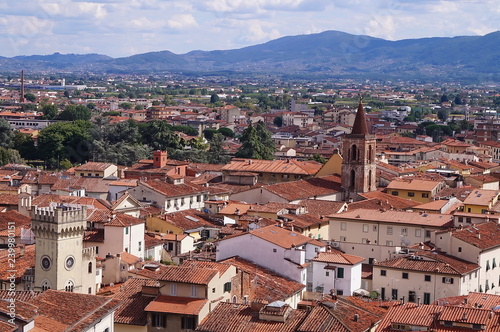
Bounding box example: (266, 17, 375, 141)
(1, 30, 499, 81)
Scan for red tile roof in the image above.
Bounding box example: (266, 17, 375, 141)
(28, 290, 120, 331)
(140, 179, 208, 197)
(312, 251, 365, 265)
(157, 266, 218, 285)
(145, 295, 207, 315)
(222, 158, 322, 176)
(448, 222, 500, 250)
(298, 296, 386, 332)
(375, 251, 479, 275)
(106, 213, 145, 227)
(330, 209, 453, 228)
(264, 176, 341, 201)
(74, 162, 115, 172)
(196, 302, 308, 332)
(111, 278, 160, 326)
(220, 256, 305, 302)
(227, 225, 326, 249)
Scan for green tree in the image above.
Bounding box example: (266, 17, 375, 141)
(119, 102, 133, 110)
(255, 121, 276, 159)
(58, 105, 92, 121)
(24, 93, 36, 102)
(203, 129, 218, 140)
(40, 104, 58, 120)
(236, 121, 275, 160)
(309, 153, 326, 164)
(0, 147, 22, 165)
(210, 93, 220, 104)
(440, 94, 449, 103)
(437, 109, 449, 122)
(217, 127, 234, 138)
(273, 116, 283, 127)
(37, 120, 93, 167)
(207, 133, 230, 164)
(139, 120, 183, 150)
(12, 131, 36, 160)
(0, 119, 13, 148)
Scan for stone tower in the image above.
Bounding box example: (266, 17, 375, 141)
(31, 204, 97, 294)
(341, 100, 377, 200)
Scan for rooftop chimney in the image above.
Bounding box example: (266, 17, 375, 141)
(353, 314, 359, 322)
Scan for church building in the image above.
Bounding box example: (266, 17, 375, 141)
(341, 100, 377, 201)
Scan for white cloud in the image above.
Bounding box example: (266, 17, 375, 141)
(0, 0, 497, 57)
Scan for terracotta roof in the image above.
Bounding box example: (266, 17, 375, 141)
(32, 194, 110, 210)
(449, 222, 500, 250)
(386, 179, 442, 192)
(463, 189, 499, 206)
(359, 191, 421, 210)
(0, 193, 19, 205)
(196, 302, 308, 332)
(0, 298, 38, 322)
(412, 199, 453, 211)
(83, 229, 105, 242)
(106, 213, 145, 227)
(111, 278, 160, 326)
(376, 303, 443, 331)
(222, 158, 322, 176)
(0, 320, 16, 332)
(219, 203, 252, 215)
(74, 162, 115, 172)
(0, 290, 40, 302)
(220, 256, 305, 302)
(297, 199, 346, 216)
(312, 251, 365, 265)
(376, 302, 500, 332)
(157, 266, 218, 285)
(140, 179, 208, 197)
(375, 251, 479, 275)
(155, 209, 219, 231)
(228, 225, 327, 249)
(0, 210, 31, 230)
(28, 289, 120, 331)
(144, 295, 208, 315)
(298, 296, 386, 332)
(120, 251, 141, 265)
(329, 209, 453, 228)
(180, 260, 232, 275)
(108, 179, 138, 187)
(263, 175, 341, 201)
(438, 186, 475, 202)
(0, 245, 35, 282)
(282, 213, 325, 229)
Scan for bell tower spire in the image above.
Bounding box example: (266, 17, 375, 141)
(341, 96, 377, 201)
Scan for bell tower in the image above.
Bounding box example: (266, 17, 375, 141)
(32, 205, 97, 294)
(341, 99, 377, 200)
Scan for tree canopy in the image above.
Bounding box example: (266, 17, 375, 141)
(235, 121, 275, 160)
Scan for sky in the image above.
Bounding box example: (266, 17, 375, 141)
(0, 0, 499, 58)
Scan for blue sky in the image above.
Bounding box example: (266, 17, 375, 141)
(0, 0, 498, 58)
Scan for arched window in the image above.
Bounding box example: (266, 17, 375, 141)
(41, 280, 51, 291)
(351, 144, 357, 161)
(88, 262, 93, 274)
(368, 169, 373, 188)
(65, 280, 74, 292)
(232, 296, 237, 303)
(368, 145, 373, 162)
(350, 170, 356, 190)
